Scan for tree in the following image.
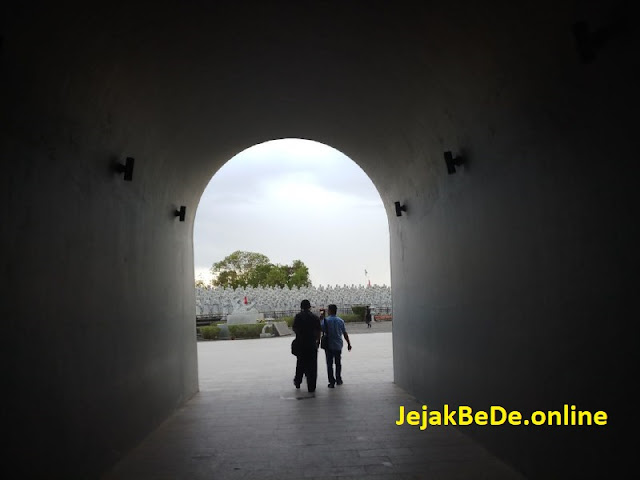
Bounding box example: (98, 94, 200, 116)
(211, 250, 268, 289)
(288, 259, 311, 288)
(210, 251, 312, 289)
(214, 270, 240, 289)
(265, 264, 289, 288)
(246, 263, 274, 287)
(212, 250, 270, 276)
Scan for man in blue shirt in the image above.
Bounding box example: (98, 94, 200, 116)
(322, 304, 352, 388)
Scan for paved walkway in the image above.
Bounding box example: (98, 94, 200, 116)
(103, 327, 525, 479)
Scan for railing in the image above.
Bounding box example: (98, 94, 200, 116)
(259, 307, 359, 319)
(196, 314, 225, 327)
(372, 306, 392, 315)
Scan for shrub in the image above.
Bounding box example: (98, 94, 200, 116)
(228, 324, 264, 339)
(340, 314, 361, 323)
(280, 316, 295, 328)
(200, 325, 220, 340)
(351, 305, 367, 320)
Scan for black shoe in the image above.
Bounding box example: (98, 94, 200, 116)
(293, 379, 300, 389)
(328, 383, 335, 388)
(336, 379, 343, 385)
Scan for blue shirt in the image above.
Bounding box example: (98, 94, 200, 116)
(322, 315, 347, 351)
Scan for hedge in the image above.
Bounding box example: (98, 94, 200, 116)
(351, 305, 367, 319)
(200, 325, 220, 340)
(279, 314, 361, 326)
(280, 316, 295, 328)
(340, 314, 361, 323)
(228, 323, 264, 339)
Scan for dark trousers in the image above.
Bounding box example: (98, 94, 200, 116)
(325, 349, 342, 384)
(294, 349, 318, 392)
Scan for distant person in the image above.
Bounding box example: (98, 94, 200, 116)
(365, 306, 372, 328)
(322, 304, 352, 388)
(292, 299, 322, 393)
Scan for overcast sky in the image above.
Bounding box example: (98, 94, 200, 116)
(193, 139, 391, 287)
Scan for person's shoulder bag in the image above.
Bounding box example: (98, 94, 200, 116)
(320, 318, 329, 350)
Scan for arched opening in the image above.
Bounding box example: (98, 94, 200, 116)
(193, 138, 393, 390)
(195, 138, 390, 289)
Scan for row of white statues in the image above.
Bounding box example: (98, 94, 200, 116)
(195, 284, 392, 316)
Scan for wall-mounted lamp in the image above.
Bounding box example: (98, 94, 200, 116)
(444, 151, 465, 174)
(572, 21, 605, 64)
(394, 201, 407, 217)
(175, 206, 186, 222)
(572, 21, 618, 64)
(116, 157, 135, 181)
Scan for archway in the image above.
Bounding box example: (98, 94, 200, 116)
(193, 138, 393, 387)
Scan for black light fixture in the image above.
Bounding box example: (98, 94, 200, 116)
(444, 151, 465, 174)
(116, 157, 135, 181)
(572, 21, 605, 64)
(175, 206, 186, 222)
(572, 20, 621, 64)
(394, 201, 407, 217)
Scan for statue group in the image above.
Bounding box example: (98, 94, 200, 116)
(196, 284, 392, 316)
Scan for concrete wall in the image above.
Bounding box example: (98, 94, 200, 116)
(1, 1, 635, 477)
(386, 2, 637, 477)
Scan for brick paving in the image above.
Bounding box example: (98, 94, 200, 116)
(103, 326, 525, 479)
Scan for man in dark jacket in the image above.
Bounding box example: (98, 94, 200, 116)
(292, 299, 322, 393)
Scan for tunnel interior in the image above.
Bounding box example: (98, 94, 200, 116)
(2, 1, 636, 478)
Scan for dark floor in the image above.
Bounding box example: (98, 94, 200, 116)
(102, 325, 525, 479)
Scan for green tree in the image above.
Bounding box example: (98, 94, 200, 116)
(288, 259, 311, 288)
(211, 251, 269, 288)
(210, 251, 312, 289)
(246, 263, 274, 287)
(214, 269, 241, 289)
(265, 264, 289, 287)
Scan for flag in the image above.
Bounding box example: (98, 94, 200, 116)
(244, 296, 248, 304)
(364, 269, 368, 276)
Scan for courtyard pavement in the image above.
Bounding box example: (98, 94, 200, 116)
(103, 322, 525, 479)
